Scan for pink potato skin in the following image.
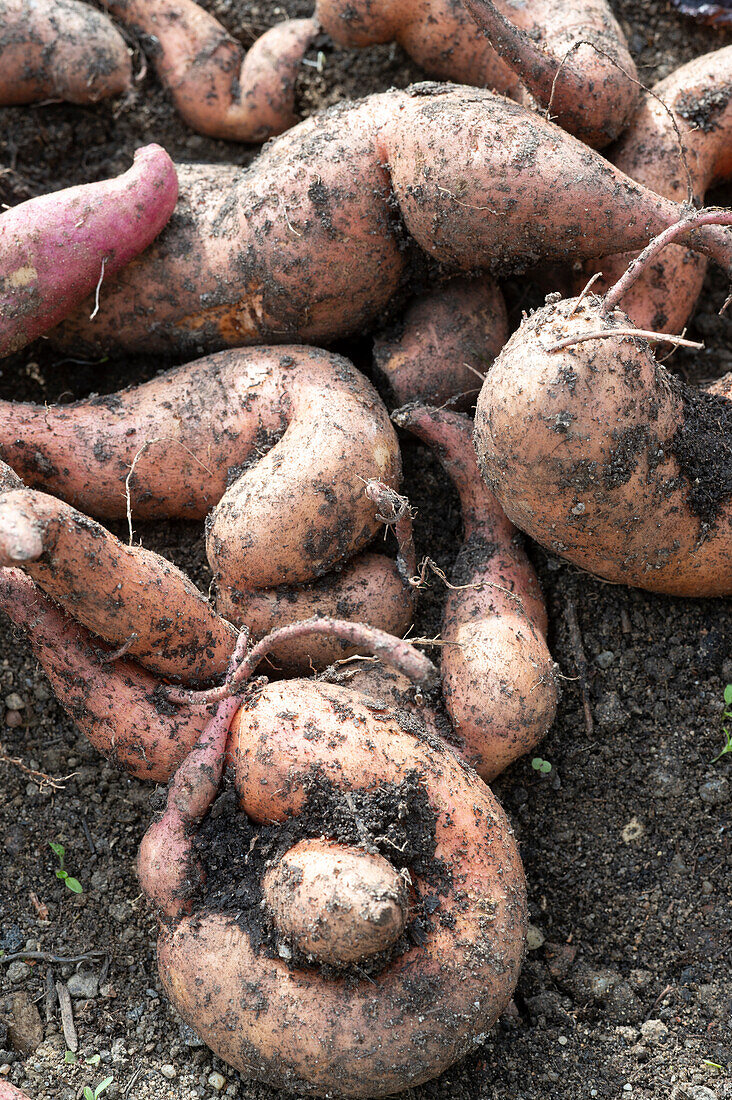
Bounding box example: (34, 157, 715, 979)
(590, 46, 732, 332)
(101, 0, 318, 142)
(144, 678, 526, 1097)
(0, 144, 178, 358)
(0, 0, 131, 106)
(0, 1082, 33, 1100)
(47, 88, 732, 358)
(0, 569, 213, 781)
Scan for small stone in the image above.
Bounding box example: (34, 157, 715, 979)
(526, 925, 545, 950)
(4, 694, 24, 711)
(699, 777, 729, 805)
(671, 1086, 718, 1100)
(208, 1072, 226, 1091)
(595, 650, 614, 669)
(67, 971, 99, 999)
(180, 1023, 204, 1049)
(640, 1019, 668, 1044)
(6, 992, 43, 1053)
(595, 691, 628, 731)
(623, 1085, 632, 1093)
(109, 902, 131, 924)
(621, 817, 644, 843)
(4, 711, 22, 729)
(701, 879, 713, 895)
(557, 1035, 568, 1046)
(5, 962, 29, 985)
(161, 1065, 177, 1079)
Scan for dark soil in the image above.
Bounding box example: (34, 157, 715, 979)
(1, 2, 731, 1099)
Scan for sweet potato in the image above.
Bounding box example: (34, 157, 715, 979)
(474, 219, 732, 596)
(317, 0, 637, 146)
(0, 144, 177, 358)
(591, 46, 732, 332)
(396, 406, 558, 778)
(141, 672, 526, 1096)
(0, 488, 237, 683)
(0, 569, 212, 780)
(100, 0, 317, 141)
(0, 0, 131, 106)
(48, 86, 732, 357)
(0, 1082, 32, 1100)
(373, 276, 508, 408)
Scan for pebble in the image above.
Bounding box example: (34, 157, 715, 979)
(6, 992, 43, 1053)
(595, 650, 615, 668)
(5, 962, 29, 984)
(699, 777, 729, 805)
(671, 1086, 718, 1100)
(161, 1064, 177, 1079)
(67, 971, 99, 1000)
(526, 924, 545, 950)
(640, 1018, 668, 1044)
(4, 711, 22, 729)
(595, 691, 628, 731)
(4, 694, 24, 711)
(208, 1072, 226, 1091)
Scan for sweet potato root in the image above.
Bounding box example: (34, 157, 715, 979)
(0, 488, 236, 683)
(0, 0, 131, 106)
(474, 231, 732, 596)
(142, 675, 526, 1096)
(373, 276, 509, 408)
(0, 144, 177, 358)
(591, 46, 732, 332)
(396, 406, 558, 778)
(48, 87, 732, 357)
(0, 569, 212, 780)
(101, 0, 317, 141)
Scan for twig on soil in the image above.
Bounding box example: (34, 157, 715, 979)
(55, 980, 78, 1052)
(0, 950, 108, 965)
(564, 597, 594, 736)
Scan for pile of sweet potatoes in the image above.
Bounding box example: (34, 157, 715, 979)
(1, 2, 731, 1097)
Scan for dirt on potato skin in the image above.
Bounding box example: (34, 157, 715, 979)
(1, 2, 732, 1099)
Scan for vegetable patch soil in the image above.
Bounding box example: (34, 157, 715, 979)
(0, 2, 731, 1098)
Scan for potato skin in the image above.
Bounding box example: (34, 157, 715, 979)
(474, 297, 732, 596)
(157, 679, 526, 1097)
(0, 1081, 33, 1100)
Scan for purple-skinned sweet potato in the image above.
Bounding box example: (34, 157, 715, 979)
(0, 144, 177, 358)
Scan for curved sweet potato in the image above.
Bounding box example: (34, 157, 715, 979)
(591, 46, 732, 332)
(373, 276, 509, 408)
(0, 488, 236, 683)
(0, 144, 178, 358)
(474, 293, 732, 596)
(0, 568, 212, 781)
(49, 87, 732, 357)
(0, 0, 131, 106)
(101, 0, 318, 141)
(396, 406, 558, 778)
(142, 676, 526, 1096)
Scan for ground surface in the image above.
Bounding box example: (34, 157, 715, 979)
(0, 2, 731, 1098)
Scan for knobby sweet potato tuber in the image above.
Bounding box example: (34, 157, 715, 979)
(100, 0, 318, 141)
(395, 407, 558, 778)
(475, 215, 732, 597)
(0, 0, 131, 106)
(48, 87, 732, 357)
(0, 144, 178, 359)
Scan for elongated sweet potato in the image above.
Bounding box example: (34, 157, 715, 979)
(0, 0, 131, 106)
(0, 488, 236, 683)
(474, 224, 732, 596)
(591, 46, 732, 332)
(0, 569, 212, 780)
(48, 87, 732, 357)
(396, 406, 558, 778)
(0, 144, 177, 358)
(142, 673, 526, 1096)
(101, 0, 317, 141)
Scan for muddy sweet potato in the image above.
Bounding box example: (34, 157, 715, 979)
(0, 1082, 33, 1100)
(140, 668, 526, 1096)
(0, 0, 131, 106)
(47, 86, 732, 357)
(396, 406, 559, 779)
(101, 0, 317, 141)
(0, 144, 177, 358)
(474, 219, 732, 596)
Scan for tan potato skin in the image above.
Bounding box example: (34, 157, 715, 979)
(398, 408, 558, 779)
(0, 569, 212, 781)
(101, 0, 318, 141)
(474, 297, 732, 596)
(156, 679, 526, 1097)
(590, 46, 732, 332)
(0, 0, 131, 105)
(50, 87, 732, 358)
(0, 347, 401, 594)
(0, 489, 236, 683)
(374, 276, 509, 408)
(217, 552, 413, 675)
(263, 838, 409, 965)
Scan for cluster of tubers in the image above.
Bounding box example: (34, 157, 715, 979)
(0, 0, 730, 1095)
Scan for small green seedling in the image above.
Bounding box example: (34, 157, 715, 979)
(531, 757, 552, 775)
(49, 841, 83, 894)
(64, 1051, 77, 1065)
(83, 1077, 113, 1100)
(711, 685, 732, 763)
